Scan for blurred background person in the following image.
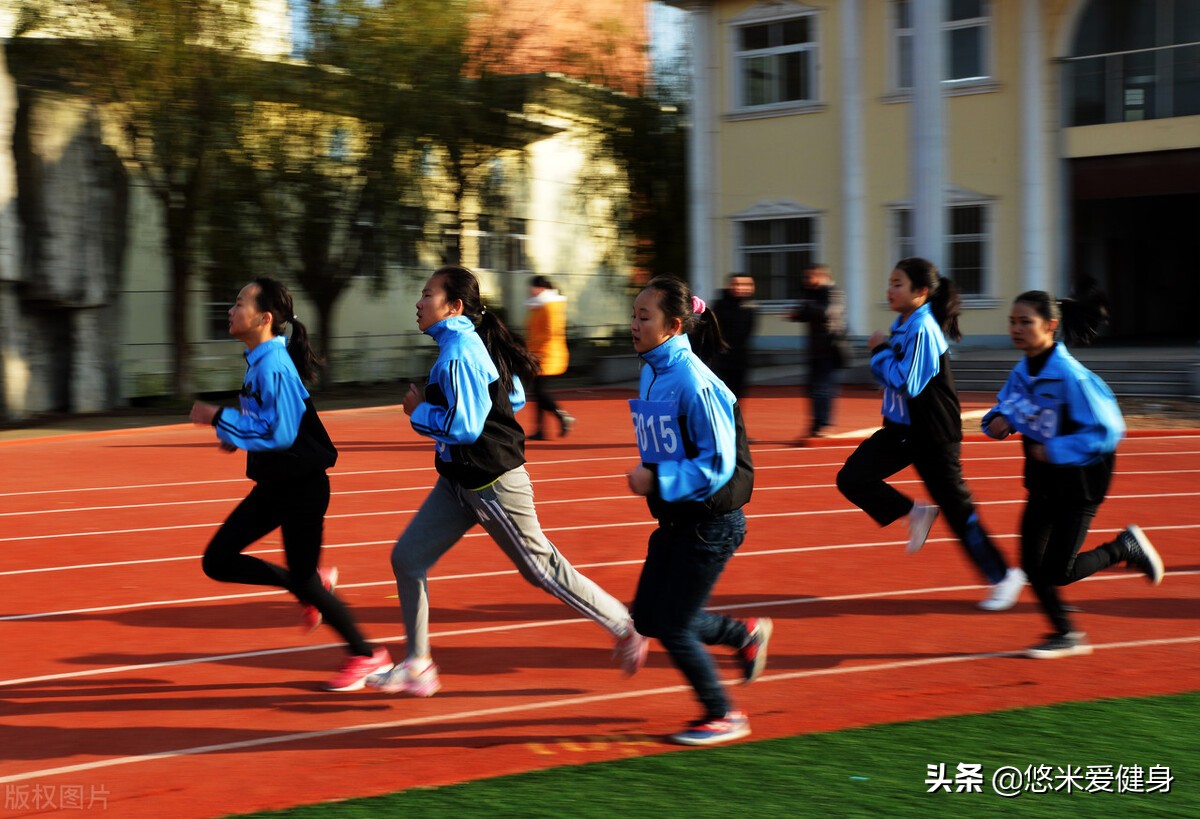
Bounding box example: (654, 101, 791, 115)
(525, 275, 575, 440)
(789, 263, 847, 444)
(712, 274, 758, 404)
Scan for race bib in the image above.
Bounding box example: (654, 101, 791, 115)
(881, 386, 909, 425)
(628, 399, 684, 463)
(1001, 391, 1060, 442)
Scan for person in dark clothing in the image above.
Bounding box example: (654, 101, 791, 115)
(788, 263, 847, 442)
(189, 276, 392, 692)
(711, 274, 758, 402)
(627, 276, 767, 747)
(835, 258, 1025, 612)
(982, 289, 1163, 658)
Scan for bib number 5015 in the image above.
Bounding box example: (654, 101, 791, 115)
(628, 399, 684, 463)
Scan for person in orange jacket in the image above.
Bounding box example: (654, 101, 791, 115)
(525, 275, 575, 439)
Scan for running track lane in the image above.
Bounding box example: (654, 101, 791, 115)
(1, 392, 1198, 817)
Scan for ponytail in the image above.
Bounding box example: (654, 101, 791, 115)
(894, 258, 962, 342)
(252, 276, 321, 383)
(641, 275, 729, 364)
(1014, 286, 1110, 347)
(434, 265, 538, 393)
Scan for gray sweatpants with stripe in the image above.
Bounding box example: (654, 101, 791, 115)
(390, 466, 632, 659)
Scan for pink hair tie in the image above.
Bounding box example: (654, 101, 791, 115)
(691, 295, 707, 315)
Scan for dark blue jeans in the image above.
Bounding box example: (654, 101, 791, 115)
(630, 509, 748, 720)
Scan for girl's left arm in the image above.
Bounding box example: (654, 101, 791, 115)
(214, 367, 305, 451)
(655, 386, 736, 503)
(409, 359, 492, 445)
(870, 327, 939, 397)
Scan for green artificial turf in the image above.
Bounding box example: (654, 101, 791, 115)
(238, 691, 1197, 817)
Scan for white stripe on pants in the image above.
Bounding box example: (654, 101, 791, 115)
(390, 466, 632, 659)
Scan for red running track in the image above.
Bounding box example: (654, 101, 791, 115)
(1, 388, 1198, 817)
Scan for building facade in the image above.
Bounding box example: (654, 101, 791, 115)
(0, 1, 652, 419)
(668, 0, 1200, 349)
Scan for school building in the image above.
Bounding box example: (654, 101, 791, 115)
(0, 1, 652, 420)
(666, 0, 1200, 351)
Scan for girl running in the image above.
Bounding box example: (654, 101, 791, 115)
(626, 276, 766, 747)
(190, 276, 392, 692)
(982, 290, 1163, 658)
(836, 257, 1025, 611)
(367, 265, 647, 696)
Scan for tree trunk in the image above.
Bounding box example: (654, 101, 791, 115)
(315, 296, 335, 387)
(165, 204, 193, 401)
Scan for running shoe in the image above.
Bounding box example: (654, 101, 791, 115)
(325, 646, 393, 692)
(979, 567, 1026, 611)
(1025, 631, 1092, 659)
(614, 624, 649, 676)
(1119, 524, 1164, 585)
(905, 501, 939, 554)
(669, 711, 751, 746)
(367, 657, 442, 697)
(737, 617, 773, 684)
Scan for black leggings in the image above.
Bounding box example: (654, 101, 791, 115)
(203, 473, 373, 656)
(837, 425, 1009, 584)
(532, 375, 562, 430)
(1021, 492, 1123, 635)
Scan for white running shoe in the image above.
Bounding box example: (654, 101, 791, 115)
(905, 502, 939, 554)
(979, 567, 1027, 611)
(367, 657, 441, 697)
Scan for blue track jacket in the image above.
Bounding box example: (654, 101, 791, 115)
(870, 303, 962, 443)
(213, 335, 336, 482)
(410, 315, 527, 488)
(636, 333, 752, 520)
(982, 342, 1124, 466)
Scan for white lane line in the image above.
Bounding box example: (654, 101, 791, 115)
(7, 462, 1198, 521)
(7, 486, 1198, 545)
(4, 439, 1196, 499)
(2, 631, 1197, 786)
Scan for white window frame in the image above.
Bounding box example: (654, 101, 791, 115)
(888, 189, 996, 300)
(889, 0, 994, 96)
(729, 2, 822, 116)
(506, 217, 530, 272)
(731, 200, 822, 306)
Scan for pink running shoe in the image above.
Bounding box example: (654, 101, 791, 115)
(614, 623, 649, 676)
(325, 646, 393, 692)
(300, 566, 338, 634)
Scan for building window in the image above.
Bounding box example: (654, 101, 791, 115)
(396, 205, 422, 269)
(737, 216, 818, 301)
(892, 0, 991, 91)
(206, 285, 241, 341)
(473, 215, 498, 270)
(506, 217, 529, 271)
(734, 12, 819, 109)
(441, 227, 461, 266)
(892, 203, 990, 297)
(1065, 0, 1200, 125)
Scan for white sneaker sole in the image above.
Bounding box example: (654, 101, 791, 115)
(1025, 644, 1093, 659)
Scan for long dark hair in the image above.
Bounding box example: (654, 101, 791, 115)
(894, 257, 962, 342)
(434, 265, 538, 392)
(1014, 287, 1110, 346)
(252, 276, 321, 382)
(641, 275, 729, 363)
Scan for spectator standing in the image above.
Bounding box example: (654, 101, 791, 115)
(789, 263, 848, 443)
(525, 275, 574, 440)
(712, 274, 759, 403)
